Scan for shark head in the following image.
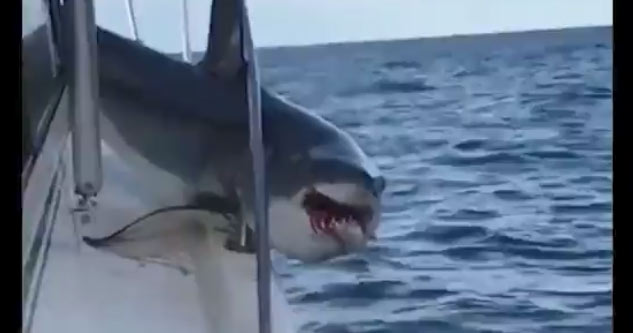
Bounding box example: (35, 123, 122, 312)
(239, 90, 386, 263)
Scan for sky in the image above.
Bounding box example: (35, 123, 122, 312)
(95, 0, 612, 51)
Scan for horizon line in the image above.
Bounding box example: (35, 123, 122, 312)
(150, 24, 612, 57)
(166, 24, 610, 52)
(255, 24, 612, 49)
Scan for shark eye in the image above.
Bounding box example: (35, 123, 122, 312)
(372, 175, 386, 196)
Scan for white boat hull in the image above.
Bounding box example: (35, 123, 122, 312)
(26, 93, 298, 333)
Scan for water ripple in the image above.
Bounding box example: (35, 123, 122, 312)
(259, 26, 612, 333)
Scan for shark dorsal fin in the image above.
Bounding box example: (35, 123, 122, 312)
(200, 0, 244, 78)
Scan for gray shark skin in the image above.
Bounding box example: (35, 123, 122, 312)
(84, 27, 386, 263)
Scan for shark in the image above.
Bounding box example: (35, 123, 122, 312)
(78, 0, 386, 265)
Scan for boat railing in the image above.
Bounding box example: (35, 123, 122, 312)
(180, 0, 192, 62)
(123, 0, 139, 42)
(120, 0, 195, 63)
(239, 2, 271, 331)
(66, 0, 102, 232)
(67, 1, 273, 332)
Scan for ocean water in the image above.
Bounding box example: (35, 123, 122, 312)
(258, 27, 613, 333)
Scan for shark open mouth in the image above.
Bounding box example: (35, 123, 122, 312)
(301, 188, 373, 242)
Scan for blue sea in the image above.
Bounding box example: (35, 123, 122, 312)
(258, 27, 613, 333)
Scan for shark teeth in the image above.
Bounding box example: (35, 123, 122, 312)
(302, 188, 370, 234)
(309, 211, 363, 237)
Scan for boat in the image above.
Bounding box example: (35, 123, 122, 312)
(22, 1, 384, 332)
(22, 0, 290, 332)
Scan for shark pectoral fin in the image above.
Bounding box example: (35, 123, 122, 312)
(83, 206, 235, 273)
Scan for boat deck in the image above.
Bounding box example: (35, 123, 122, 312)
(30, 148, 207, 333)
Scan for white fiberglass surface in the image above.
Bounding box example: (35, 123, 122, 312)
(31, 144, 297, 333)
(31, 146, 207, 333)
